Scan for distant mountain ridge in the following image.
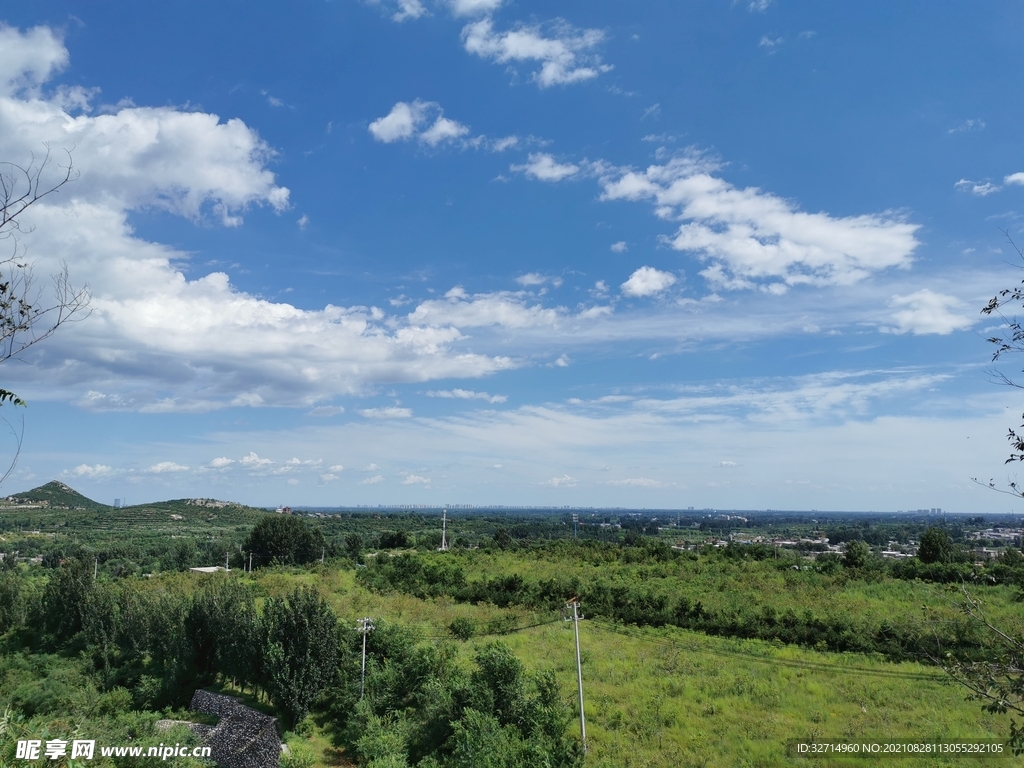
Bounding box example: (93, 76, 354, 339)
(0, 481, 263, 517)
(2, 480, 108, 510)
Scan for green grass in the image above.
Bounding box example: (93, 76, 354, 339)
(242, 563, 1015, 768)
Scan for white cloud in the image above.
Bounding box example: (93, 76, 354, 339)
(749, 0, 774, 10)
(610, 241, 628, 253)
(359, 474, 385, 485)
(949, 119, 986, 134)
(359, 406, 413, 418)
(393, 0, 428, 21)
(148, 461, 190, 473)
(307, 405, 346, 417)
(319, 473, 340, 483)
(490, 135, 519, 152)
(297, 214, 309, 230)
(718, 460, 738, 467)
(448, 0, 503, 17)
(210, 457, 234, 468)
(511, 153, 580, 181)
(240, 451, 273, 467)
(621, 266, 677, 298)
(608, 477, 668, 487)
(1004, 173, 1024, 186)
(0, 24, 68, 97)
(427, 388, 507, 404)
(364, 463, 380, 471)
(68, 463, 112, 478)
(641, 103, 661, 120)
(516, 272, 549, 286)
(599, 154, 920, 292)
(402, 473, 431, 485)
(759, 35, 783, 51)
(0, 27, 522, 413)
(369, 100, 469, 146)
(552, 354, 570, 367)
(543, 474, 577, 487)
(328, 464, 345, 472)
(885, 290, 975, 335)
(955, 178, 1000, 196)
(461, 18, 612, 88)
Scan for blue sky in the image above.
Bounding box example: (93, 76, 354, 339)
(0, 1, 1022, 510)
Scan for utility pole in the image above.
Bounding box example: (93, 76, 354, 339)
(93, 557, 97, 580)
(357, 617, 375, 699)
(565, 599, 587, 752)
(572, 513, 578, 540)
(248, 551, 252, 573)
(321, 547, 325, 565)
(440, 510, 449, 551)
(225, 551, 229, 571)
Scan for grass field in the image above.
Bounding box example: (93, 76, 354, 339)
(237, 565, 1012, 768)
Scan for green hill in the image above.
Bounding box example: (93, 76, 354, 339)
(2, 480, 108, 510)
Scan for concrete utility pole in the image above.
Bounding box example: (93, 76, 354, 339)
(225, 551, 229, 571)
(248, 552, 252, 573)
(357, 617, 375, 699)
(565, 599, 587, 752)
(440, 510, 449, 551)
(93, 557, 97, 580)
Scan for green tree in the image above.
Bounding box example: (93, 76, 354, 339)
(39, 557, 94, 642)
(843, 540, 870, 569)
(263, 587, 339, 729)
(918, 527, 953, 564)
(245, 515, 325, 567)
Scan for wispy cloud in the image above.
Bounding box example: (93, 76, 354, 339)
(427, 388, 508, 404)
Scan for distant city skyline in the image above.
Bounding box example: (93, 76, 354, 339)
(1, 2, 1022, 511)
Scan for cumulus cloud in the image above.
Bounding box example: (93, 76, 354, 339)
(461, 18, 612, 87)
(402, 473, 431, 485)
(368, 100, 469, 146)
(427, 388, 507, 404)
(599, 153, 920, 292)
(359, 474, 385, 485)
(621, 266, 677, 298)
(885, 290, 975, 335)
(210, 457, 234, 468)
(240, 452, 273, 467)
(1005, 173, 1024, 186)
(610, 241, 628, 253)
(0, 26, 520, 413)
(147, 461, 190, 473)
(511, 153, 579, 181)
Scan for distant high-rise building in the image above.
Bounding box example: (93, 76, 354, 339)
(114, 498, 120, 508)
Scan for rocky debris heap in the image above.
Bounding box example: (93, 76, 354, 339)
(185, 499, 234, 508)
(188, 690, 281, 768)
